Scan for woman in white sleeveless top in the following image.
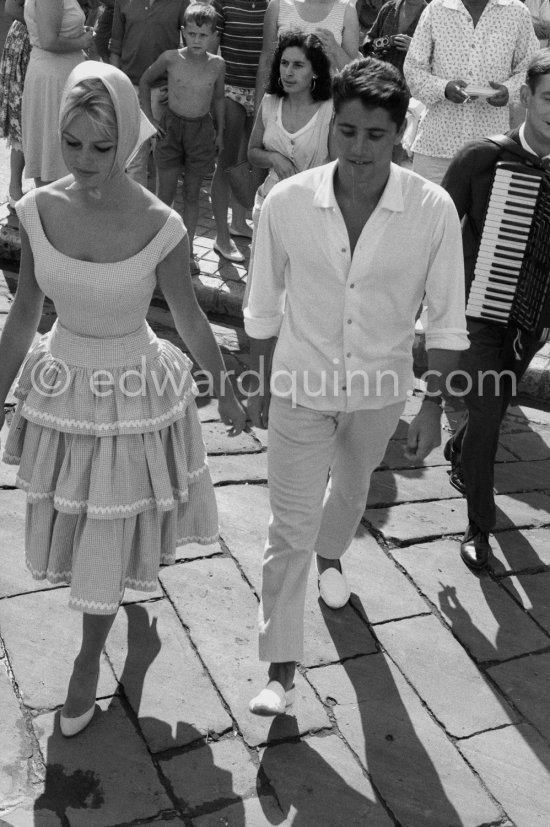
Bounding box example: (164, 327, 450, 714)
(255, 0, 360, 105)
(244, 29, 334, 307)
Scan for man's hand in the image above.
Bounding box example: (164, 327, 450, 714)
(486, 81, 509, 107)
(393, 34, 412, 52)
(404, 401, 442, 462)
(246, 391, 271, 430)
(444, 79, 469, 104)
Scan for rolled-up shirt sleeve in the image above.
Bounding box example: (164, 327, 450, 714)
(424, 193, 469, 352)
(243, 191, 289, 340)
(404, 9, 448, 106)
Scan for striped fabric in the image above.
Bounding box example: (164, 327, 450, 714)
(277, 0, 348, 44)
(213, 0, 268, 87)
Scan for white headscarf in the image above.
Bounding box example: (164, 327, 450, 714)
(59, 60, 157, 176)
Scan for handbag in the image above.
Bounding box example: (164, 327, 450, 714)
(224, 162, 266, 210)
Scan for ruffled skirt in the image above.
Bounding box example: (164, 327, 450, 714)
(2, 321, 218, 614)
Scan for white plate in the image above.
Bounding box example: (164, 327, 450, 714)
(464, 85, 495, 98)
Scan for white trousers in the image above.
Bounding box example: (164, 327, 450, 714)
(259, 395, 404, 662)
(412, 153, 452, 186)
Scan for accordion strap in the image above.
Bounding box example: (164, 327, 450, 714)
(486, 134, 547, 171)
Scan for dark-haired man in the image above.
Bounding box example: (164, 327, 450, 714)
(244, 57, 469, 716)
(442, 49, 550, 571)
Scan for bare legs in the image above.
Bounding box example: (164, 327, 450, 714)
(211, 97, 252, 258)
(157, 166, 202, 268)
(9, 148, 25, 202)
(268, 661, 295, 691)
(62, 612, 117, 719)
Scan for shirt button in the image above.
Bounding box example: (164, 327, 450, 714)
(341, 247, 346, 253)
(347, 319, 352, 324)
(346, 352, 351, 358)
(349, 283, 355, 288)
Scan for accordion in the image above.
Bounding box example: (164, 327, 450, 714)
(466, 161, 550, 341)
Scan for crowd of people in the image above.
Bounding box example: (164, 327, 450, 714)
(0, 0, 549, 733)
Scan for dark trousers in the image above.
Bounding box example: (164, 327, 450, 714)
(449, 320, 542, 533)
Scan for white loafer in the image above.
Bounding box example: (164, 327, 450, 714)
(317, 565, 350, 610)
(249, 681, 295, 716)
(213, 242, 245, 263)
(60, 704, 95, 737)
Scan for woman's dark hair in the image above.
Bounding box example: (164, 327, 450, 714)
(266, 28, 332, 101)
(332, 57, 410, 128)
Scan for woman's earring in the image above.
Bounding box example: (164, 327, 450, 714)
(278, 77, 284, 89)
(311, 76, 317, 92)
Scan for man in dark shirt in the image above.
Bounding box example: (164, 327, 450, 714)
(110, 0, 188, 185)
(441, 49, 550, 570)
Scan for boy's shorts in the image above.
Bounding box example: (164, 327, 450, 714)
(155, 108, 216, 176)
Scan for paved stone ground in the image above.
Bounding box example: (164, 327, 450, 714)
(1, 157, 550, 826)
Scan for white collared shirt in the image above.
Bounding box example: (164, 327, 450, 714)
(404, 0, 540, 158)
(244, 161, 469, 411)
(519, 122, 550, 161)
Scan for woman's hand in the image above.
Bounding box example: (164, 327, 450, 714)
(314, 27, 339, 59)
(269, 152, 296, 180)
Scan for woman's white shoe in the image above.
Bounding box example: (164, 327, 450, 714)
(249, 681, 295, 716)
(60, 704, 95, 737)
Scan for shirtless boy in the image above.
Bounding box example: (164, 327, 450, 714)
(139, 3, 225, 274)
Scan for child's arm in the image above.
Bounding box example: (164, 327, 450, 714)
(157, 234, 247, 435)
(138, 52, 172, 135)
(212, 60, 225, 155)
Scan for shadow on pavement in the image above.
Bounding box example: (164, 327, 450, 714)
(34, 603, 245, 825)
(317, 597, 462, 827)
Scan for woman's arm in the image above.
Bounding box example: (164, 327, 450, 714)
(0, 228, 45, 416)
(5, 0, 25, 24)
(315, 2, 361, 69)
(254, 0, 280, 115)
(157, 235, 246, 435)
(247, 102, 296, 178)
(36, 0, 94, 52)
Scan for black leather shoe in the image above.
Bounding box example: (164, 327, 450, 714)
(444, 438, 466, 496)
(460, 523, 491, 570)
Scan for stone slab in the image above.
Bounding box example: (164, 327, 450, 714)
(0, 664, 33, 806)
(208, 453, 267, 485)
(375, 614, 518, 737)
(364, 491, 550, 544)
(160, 737, 257, 812)
(260, 733, 393, 826)
(174, 541, 224, 562)
(458, 724, 550, 827)
(216, 485, 378, 667)
(493, 459, 550, 494)
(106, 601, 232, 754)
(490, 527, 550, 574)
(160, 558, 330, 747)
(377, 437, 515, 471)
(0, 590, 118, 710)
(488, 652, 550, 742)
(500, 570, 550, 634)
(192, 795, 283, 826)
(392, 540, 550, 662)
(33, 697, 172, 826)
(499, 430, 550, 461)
(0, 804, 63, 826)
(201, 421, 262, 455)
(367, 465, 464, 507)
(308, 655, 500, 827)
(0, 488, 57, 598)
(344, 527, 429, 624)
